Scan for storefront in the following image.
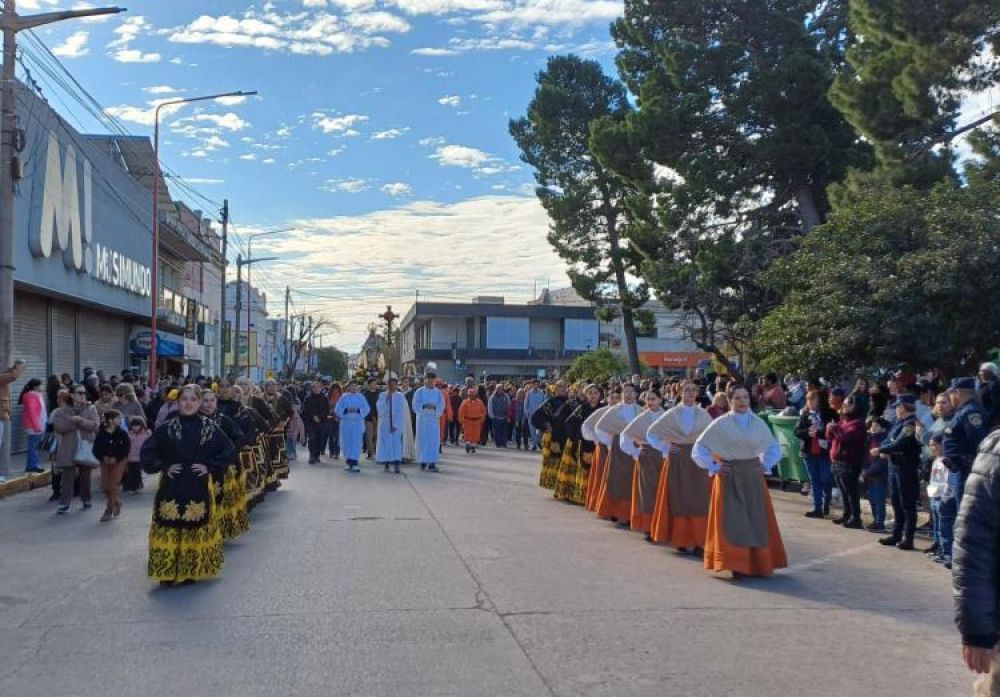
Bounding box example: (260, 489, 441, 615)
(639, 351, 714, 377)
(8, 84, 153, 450)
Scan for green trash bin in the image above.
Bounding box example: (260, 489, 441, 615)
(765, 413, 809, 485)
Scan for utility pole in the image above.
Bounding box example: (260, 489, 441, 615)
(307, 315, 313, 374)
(284, 285, 290, 378)
(234, 254, 242, 377)
(218, 199, 228, 378)
(0, 0, 125, 395)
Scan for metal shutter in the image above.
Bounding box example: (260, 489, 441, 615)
(9, 291, 49, 452)
(52, 301, 78, 379)
(78, 308, 127, 377)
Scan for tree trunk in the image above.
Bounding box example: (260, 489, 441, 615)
(606, 212, 641, 375)
(796, 184, 822, 233)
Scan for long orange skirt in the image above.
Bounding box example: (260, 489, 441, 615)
(704, 475, 788, 576)
(649, 460, 710, 549)
(584, 443, 606, 511)
(596, 440, 633, 522)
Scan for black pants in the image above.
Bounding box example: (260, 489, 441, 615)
(123, 461, 144, 491)
(307, 422, 326, 461)
(889, 463, 920, 542)
(833, 462, 861, 522)
(447, 421, 460, 444)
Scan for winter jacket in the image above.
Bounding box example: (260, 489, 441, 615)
(50, 403, 99, 469)
(953, 429, 1000, 648)
(20, 391, 47, 434)
(302, 393, 330, 424)
(93, 428, 131, 462)
(795, 407, 835, 457)
(127, 429, 150, 463)
(827, 417, 867, 471)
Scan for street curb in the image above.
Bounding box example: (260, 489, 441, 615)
(0, 471, 52, 499)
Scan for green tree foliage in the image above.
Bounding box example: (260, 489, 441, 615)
(510, 55, 648, 375)
(588, 0, 867, 376)
(757, 179, 1000, 376)
(315, 347, 349, 380)
(829, 1, 1000, 187)
(565, 348, 629, 383)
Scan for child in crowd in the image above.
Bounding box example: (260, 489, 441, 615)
(92, 409, 130, 522)
(123, 416, 150, 494)
(926, 434, 949, 565)
(862, 417, 890, 533)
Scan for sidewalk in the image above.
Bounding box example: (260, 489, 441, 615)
(0, 451, 52, 498)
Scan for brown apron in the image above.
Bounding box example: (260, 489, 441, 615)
(635, 445, 663, 516)
(722, 458, 769, 549)
(604, 435, 633, 502)
(668, 443, 711, 518)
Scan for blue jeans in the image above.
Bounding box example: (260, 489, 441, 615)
(286, 435, 297, 458)
(937, 471, 965, 558)
(492, 418, 508, 447)
(804, 454, 833, 512)
(25, 434, 41, 471)
(866, 480, 887, 527)
(930, 497, 943, 548)
(325, 421, 340, 456)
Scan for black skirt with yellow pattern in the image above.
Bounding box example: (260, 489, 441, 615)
(148, 474, 224, 582)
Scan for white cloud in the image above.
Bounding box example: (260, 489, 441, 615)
(346, 11, 411, 33)
(475, 0, 621, 26)
(437, 95, 461, 107)
(144, 85, 185, 95)
(382, 182, 412, 196)
(105, 101, 184, 127)
(327, 146, 347, 156)
(312, 112, 368, 134)
(239, 153, 258, 161)
(52, 31, 89, 58)
(386, 0, 502, 14)
(262, 158, 277, 165)
(419, 136, 446, 147)
(261, 194, 567, 347)
(430, 143, 517, 176)
(370, 127, 408, 140)
(112, 49, 162, 63)
(184, 177, 225, 185)
(322, 178, 372, 193)
(411, 47, 458, 56)
(174, 112, 250, 131)
(215, 95, 249, 106)
(169, 8, 409, 56)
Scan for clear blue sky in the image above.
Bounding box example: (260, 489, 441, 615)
(24, 0, 621, 348)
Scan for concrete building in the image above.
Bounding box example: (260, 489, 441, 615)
(225, 280, 269, 382)
(535, 288, 710, 376)
(399, 296, 599, 382)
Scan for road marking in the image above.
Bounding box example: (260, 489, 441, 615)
(780, 540, 878, 574)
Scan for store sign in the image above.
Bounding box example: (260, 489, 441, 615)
(29, 132, 151, 298)
(129, 328, 185, 358)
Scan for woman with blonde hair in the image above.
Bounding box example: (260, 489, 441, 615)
(140, 385, 235, 585)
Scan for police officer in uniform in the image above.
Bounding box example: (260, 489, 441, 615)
(944, 377, 991, 505)
(874, 395, 923, 550)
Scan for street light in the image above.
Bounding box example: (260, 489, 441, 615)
(246, 228, 293, 376)
(148, 89, 257, 390)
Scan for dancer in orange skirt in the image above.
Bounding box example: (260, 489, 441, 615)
(693, 385, 787, 578)
(646, 381, 714, 552)
(595, 384, 642, 523)
(583, 391, 619, 511)
(620, 390, 666, 534)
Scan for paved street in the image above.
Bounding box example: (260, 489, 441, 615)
(0, 446, 968, 697)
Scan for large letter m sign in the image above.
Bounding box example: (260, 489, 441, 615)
(30, 132, 93, 272)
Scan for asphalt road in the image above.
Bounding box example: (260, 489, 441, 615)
(0, 445, 969, 697)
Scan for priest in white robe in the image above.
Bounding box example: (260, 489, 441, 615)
(335, 381, 370, 473)
(413, 373, 447, 472)
(375, 378, 407, 473)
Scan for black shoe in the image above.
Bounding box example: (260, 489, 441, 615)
(823, 504, 831, 516)
(384, 464, 390, 472)
(832, 516, 846, 525)
(420, 463, 427, 470)
(394, 464, 400, 474)
(427, 464, 439, 472)
(879, 535, 901, 546)
(804, 510, 824, 519)
(842, 519, 864, 529)
(923, 544, 940, 556)
(48, 493, 60, 502)
(56, 505, 69, 515)
(896, 540, 914, 551)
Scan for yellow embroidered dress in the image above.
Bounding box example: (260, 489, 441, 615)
(141, 413, 236, 583)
